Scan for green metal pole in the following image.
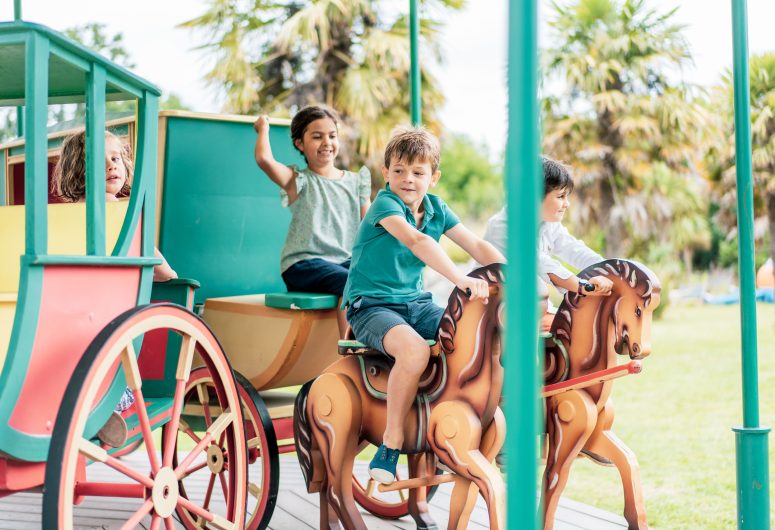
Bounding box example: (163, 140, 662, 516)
(505, 0, 540, 528)
(14, 0, 23, 138)
(409, 0, 421, 126)
(730, 1, 770, 528)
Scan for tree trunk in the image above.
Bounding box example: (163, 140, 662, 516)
(597, 102, 626, 258)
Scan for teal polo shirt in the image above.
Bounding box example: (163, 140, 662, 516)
(343, 185, 460, 306)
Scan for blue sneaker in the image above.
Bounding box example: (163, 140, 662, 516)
(369, 444, 400, 484)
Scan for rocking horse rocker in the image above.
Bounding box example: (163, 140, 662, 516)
(541, 259, 661, 530)
(293, 263, 507, 530)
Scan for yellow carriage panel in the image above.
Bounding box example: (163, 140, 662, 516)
(0, 201, 130, 368)
(202, 294, 340, 390)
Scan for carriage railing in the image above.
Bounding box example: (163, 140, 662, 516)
(0, 21, 160, 269)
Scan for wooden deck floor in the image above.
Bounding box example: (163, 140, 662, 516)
(0, 454, 627, 529)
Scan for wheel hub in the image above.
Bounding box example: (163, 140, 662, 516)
(151, 467, 179, 518)
(206, 444, 225, 473)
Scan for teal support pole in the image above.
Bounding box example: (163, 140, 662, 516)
(14, 0, 23, 138)
(730, 1, 770, 528)
(24, 33, 49, 255)
(505, 0, 540, 528)
(85, 63, 107, 256)
(409, 0, 421, 126)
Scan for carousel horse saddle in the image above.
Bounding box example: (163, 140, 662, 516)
(338, 339, 446, 399)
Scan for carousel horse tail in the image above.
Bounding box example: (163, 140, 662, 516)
(294, 380, 324, 493)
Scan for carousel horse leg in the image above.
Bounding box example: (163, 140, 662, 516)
(541, 390, 597, 530)
(448, 406, 507, 529)
(408, 453, 440, 530)
(428, 401, 506, 530)
(308, 373, 365, 530)
(583, 399, 647, 530)
(319, 484, 343, 530)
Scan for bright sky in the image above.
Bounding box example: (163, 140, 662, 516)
(2, 1, 775, 154)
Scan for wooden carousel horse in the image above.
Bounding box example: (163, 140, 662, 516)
(542, 259, 660, 530)
(293, 264, 505, 530)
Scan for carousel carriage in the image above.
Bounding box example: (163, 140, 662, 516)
(1, 18, 661, 530)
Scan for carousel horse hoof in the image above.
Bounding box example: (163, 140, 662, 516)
(368, 444, 400, 484)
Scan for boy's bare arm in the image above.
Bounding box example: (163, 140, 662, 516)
(379, 216, 490, 301)
(253, 115, 297, 196)
(444, 224, 505, 265)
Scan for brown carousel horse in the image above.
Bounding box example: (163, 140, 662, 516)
(542, 259, 660, 530)
(293, 263, 506, 530)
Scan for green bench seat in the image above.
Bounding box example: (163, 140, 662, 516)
(264, 292, 339, 310)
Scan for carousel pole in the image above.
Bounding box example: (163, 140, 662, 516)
(409, 0, 421, 126)
(14, 0, 24, 137)
(505, 0, 540, 528)
(729, 0, 770, 528)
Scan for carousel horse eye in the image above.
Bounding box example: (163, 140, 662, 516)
(636, 306, 642, 317)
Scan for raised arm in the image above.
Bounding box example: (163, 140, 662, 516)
(379, 216, 490, 301)
(253, 115, 297, 200)
(444, 223, 505, 265)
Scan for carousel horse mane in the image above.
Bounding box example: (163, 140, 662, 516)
(545, 259, 661, 385)
(437, 263, 504, 355)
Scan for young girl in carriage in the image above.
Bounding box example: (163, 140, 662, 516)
(483, 156, 613, 330)
(52, 129, 178, 446)
(253, 105, 371, 336)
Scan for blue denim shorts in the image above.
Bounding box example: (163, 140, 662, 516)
(282, 258, 350, 296)
(346, 292, 444, 355)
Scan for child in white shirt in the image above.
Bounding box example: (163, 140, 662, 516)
(483, 157, 612, 329)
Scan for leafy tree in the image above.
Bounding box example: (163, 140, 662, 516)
(542, 0, 711, 259)
(180, 0, 464, 164)
(707, 53, 775, 282)
(436, 133, 502, 221)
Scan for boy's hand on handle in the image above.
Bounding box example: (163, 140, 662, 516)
(457, 277, 490, 304)
(587, 275, 613, 296)
(253, 114, 269, 134)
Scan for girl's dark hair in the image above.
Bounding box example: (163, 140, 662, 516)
(289, 105, 339, 156)
(542, 156, 574, 196)
(52, 130, 133, 202)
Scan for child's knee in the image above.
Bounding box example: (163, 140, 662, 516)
(396, 339, 430, 373)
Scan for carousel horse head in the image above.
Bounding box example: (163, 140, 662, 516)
(579, 259, 661, 360)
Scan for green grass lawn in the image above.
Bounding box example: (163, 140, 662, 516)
(559, 302, 775, 529)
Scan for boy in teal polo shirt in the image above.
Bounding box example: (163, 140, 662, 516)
(343, 127, 505, 484)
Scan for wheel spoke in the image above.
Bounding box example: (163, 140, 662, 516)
(178, 496, 236, 530)
(247, 436, 263, 450)
(202, 470, 217, 511)
(248, 482, 262, 499)
(180, 419, 203, 445)
(164, 516, 175, 530)
(162, 379, 188, 468)
(174, 410, 233, 480)
(398, 487, 407, 503)
(121, 344, 160, 473)
(365, 478, 376, 498)
(78, 439, 154, 488)
(179, 459, 209, 479)
(120, 498, 154, 530)
(218, 470, 228, 501)
(197, 383, 214, 428)
(163, 336, 197, 468)
(150, 514, 161, 530)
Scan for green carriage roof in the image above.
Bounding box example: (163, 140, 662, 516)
(0, 21, 161, 107)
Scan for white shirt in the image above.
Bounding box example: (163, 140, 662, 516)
(538, 221, 603, 292)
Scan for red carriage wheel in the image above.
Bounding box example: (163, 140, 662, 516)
(164, 368, 279, 530)
(351, 441, 440, 519)
(43, 304, 248, 530)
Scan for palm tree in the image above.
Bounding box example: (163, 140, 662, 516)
(542, 0, 711, 258)
(707, 53, 775, 281)
(180, 0, 463, 164)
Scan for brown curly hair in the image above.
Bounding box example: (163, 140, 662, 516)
(52, 130, 133, 202)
